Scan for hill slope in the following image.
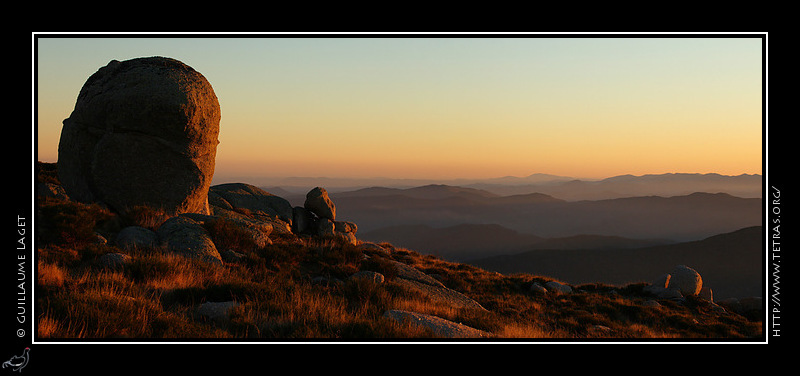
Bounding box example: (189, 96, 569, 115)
(361, 223, 673, 262)
(470, 226, 763, 300)
(35, 162, 765, 341)
(335, 188, 762, 242)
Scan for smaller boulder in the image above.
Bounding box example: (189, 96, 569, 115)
(530, 282, 548, 295)
(98, 252, 132, 269)
(667, 265, 702, 296)
(115, 226, 159, 250)
(305, 187, 336, 220)
(337, 231, 358, 246)
(350, 270, 385, 284)
(292, 206, 314, 234)
(317, 218, 336, 237)
(383, 310, 491, 338)
(198, 301, 240, 322)
(545, 280, 572, 294)
(358, 242, 388, 253)
(334, 221, 358, 234)
(643, 300, 661, 308)
(210, 183, 293, 224)
(157, 216, 222, 264)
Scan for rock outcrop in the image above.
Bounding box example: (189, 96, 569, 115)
(385, 259, 486, 311)
(57, 56, 221, 216)
(304, 187, 336, 220)
(115, 226, 159, 250)
(282, 187, 359, 245)
(383, 309, 491, 338)
(210, 183, 293, 225)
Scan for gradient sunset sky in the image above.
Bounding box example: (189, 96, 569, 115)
(35, 34, 764, 182)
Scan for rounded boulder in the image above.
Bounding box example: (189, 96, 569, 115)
(304, 187, 336, 220)
(667, 265, 703, 296)
(57, 56, 221, 216)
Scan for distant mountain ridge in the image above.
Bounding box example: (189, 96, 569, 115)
(467, 173, 762, 200)
(224, 172, 761, 201)
(332, 189, 761, 242)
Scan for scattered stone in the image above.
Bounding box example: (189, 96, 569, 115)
(667, 265, 702, 296)
(530, 282, 548, 295)
(383, 309, 491, 338)
(57, 56, 220, 216)
(394, 278, 486, 311)
(338, 232, 358, 246)
(591, 325, 613, 333)
(210, 183, 293, 224)
(545, 280, 573, 294)
(334, 221, 357, 234)
(388, 260, 444, 288)
(219, 249, 246, 263)
(311, 276, 342, 286)
(358, 242, 388, 253)
(98, 252, 132, 269)
(305, 187, 336, 220)
(115, 226, 159, 250)
(292, 206, 313, 234)
(218, 216, 274, 249)
(198, 301, 240, 322)
(157, 216, 222, 264)
(93, 232, 108, 245)
(349, 270, 385, 284)
(643, 300, 661, 308)
(317, 218, 336, 237)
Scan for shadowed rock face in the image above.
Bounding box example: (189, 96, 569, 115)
(57, 56, 221, 216)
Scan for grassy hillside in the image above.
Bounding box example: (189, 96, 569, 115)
(34, 163, 763, 341)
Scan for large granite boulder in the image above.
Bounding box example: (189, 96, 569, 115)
(57, 56, 221, 216)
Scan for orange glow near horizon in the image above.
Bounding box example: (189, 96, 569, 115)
(36, 36, 763, 181)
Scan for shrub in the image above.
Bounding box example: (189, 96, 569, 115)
(203, 217, 260, 253)
(38, 198, 116, 247)
(121, 205, 171, 230)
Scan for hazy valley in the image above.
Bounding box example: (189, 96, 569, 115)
(265, 172, 763, 301)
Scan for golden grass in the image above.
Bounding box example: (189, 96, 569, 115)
(37, 260, 67, 288)
(34, 180, 764, 341)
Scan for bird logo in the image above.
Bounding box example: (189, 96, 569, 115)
(2, 348, 29, 372)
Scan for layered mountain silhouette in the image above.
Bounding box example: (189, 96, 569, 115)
(329, 186, 761, 241)
(262, 173, 763, 301)
(236, 172, 761, 201)
(361, 223, 674, 262)
(468, 172, 762, 200)
(470, 226, 763, 301)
